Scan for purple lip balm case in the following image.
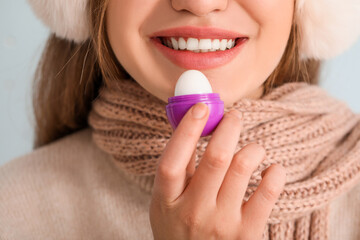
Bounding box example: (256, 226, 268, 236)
(166, 93, 224, 137)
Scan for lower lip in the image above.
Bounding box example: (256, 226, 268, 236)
(150, 38, 248, 70)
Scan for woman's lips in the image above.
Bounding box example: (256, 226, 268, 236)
(150, 37, 248, 70)
(150, 26, 247, 39)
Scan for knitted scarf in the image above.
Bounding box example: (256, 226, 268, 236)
(88, 78, 360, 239)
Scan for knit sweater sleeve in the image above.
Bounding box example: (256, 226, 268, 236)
(0, 129, 154, 240)
(329, 180, 360, 240)
(1, 128, 360, 240)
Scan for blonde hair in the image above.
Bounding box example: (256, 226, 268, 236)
(32, 0, 320, 148)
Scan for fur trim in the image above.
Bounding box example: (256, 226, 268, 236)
(27, 0, 89, 43)
(297, 0, 360, 59)
(27, 0, 360, 59)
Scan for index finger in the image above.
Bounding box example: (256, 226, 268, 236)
(153, 103, 209, 204)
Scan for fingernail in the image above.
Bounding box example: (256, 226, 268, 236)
(192, 103, 207, 119)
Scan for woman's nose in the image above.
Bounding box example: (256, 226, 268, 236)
(171, 0, 228, 17)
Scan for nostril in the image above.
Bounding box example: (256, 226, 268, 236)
(171, 0, 227, 17)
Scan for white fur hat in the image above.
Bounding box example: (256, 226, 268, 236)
(27, 0, 360, 60)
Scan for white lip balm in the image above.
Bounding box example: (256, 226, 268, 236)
(166, 69, 224, 137)
(174, 70, 213, 96)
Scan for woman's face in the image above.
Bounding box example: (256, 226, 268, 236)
(106, 0, 294, 107)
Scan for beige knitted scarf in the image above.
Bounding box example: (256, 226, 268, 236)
(88, 78, 360, 239)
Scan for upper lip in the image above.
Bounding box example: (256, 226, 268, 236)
(150, 26, 248, 39)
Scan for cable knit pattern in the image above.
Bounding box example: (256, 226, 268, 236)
(88, 78, 360, 239)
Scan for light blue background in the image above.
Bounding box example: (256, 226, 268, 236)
(1, 1, 359, 166)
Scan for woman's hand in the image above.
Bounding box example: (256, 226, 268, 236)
(149, 103, 286, 240)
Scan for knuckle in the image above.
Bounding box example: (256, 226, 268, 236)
(231, 156, 254, 177)
(177, 129, 197, 140)
(212, 225, 225, 238)
(157, 164, 180, 181)
(181, 211, 202, 231)
(258, 164, 286, 202)
(230, 143, 266, 178)
(261, 183, 282, 202)
(205, 150, 231, 170)
(212, 221, 229, 238)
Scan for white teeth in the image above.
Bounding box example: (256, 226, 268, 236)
(166, 38, 172, 48)
(220, 39, 227, 50)
(211, 39, 220, 51)
(161, 37, 237, 52)
(186, 38, 199, 50)
(199, 39, 212, 50)
(178, 37, 186, 50)
(226, 39, 233, 49)
(170, 37, 179, 50)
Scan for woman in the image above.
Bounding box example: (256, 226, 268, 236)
(1, 0, 360, 239)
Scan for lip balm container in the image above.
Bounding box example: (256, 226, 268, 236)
(165, 70, 224, 137)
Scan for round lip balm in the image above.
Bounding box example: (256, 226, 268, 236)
(166, 70, 224, 137)
(174, 70, 213, 96)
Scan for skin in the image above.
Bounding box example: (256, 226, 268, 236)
(106, 0, 294, 107)
(106, 0, 291, 239)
